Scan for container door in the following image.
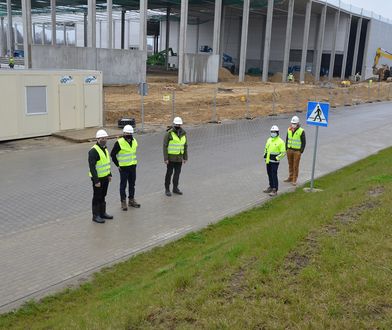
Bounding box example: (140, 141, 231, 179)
(84, 84, 101, 127)
(59, 84, 78, 130)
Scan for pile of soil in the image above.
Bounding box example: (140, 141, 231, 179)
(269, 72, 283, 83)
(218, 68, 235, 82)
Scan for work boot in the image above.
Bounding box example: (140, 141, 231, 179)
(165, 190, 172, 197)
(283, 178, 292, 183)
(128, 198, 141, 208)
(121, 200, 128, 211)
(100, 202, 113, 220)
(173, 188, 183, 195)
(92, 204, 105, 223)
(291, 181, 297, 186)
(263, 187, 272, 193)
(269, 188, 277, 197)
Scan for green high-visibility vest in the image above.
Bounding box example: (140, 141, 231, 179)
(287, 127, 304, 150)
(168, 131, 186, 155)
(89, 145, 111, 178)
(264, 136, 286, 164)
(117, 137, 138, 166)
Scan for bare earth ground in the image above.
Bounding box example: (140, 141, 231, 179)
(104, 69, 392, 126)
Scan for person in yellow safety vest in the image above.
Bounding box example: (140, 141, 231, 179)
(163, 116, 188, 196)
(9, 56, 14, 69)
(263, 125, 286, 196)
(110, 125, 141, 211)
(288, 72, 294, 82)
(88, 129, 113, 223)
(284, 116, 306, 186)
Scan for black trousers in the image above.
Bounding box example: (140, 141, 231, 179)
(165, 161, 182, 190)
(119, 165, 136, 201)
(266, 162, 280, 190)
(92, 177, 109, 213)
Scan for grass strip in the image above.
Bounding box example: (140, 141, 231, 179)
(1, 148, 392, 329)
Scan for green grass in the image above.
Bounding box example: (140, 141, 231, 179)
(2, 148, 392, 329)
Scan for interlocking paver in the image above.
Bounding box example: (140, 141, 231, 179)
(1, 103, 392, 312)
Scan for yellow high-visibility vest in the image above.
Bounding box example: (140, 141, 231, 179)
(117, 137, 138, 166)
(168, 131, 186, 155)
(287, 127, 304, 150)
(264, 136, 286, 164)
(89, 145, 111, 178)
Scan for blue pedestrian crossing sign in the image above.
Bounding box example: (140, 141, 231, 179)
(306, 101, 329, 127)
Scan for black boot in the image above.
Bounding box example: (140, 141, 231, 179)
(100, 202, 113, 220)
(173, 187, 183, 195)
(92, 204, 105, 223)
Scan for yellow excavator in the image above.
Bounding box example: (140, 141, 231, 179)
(373, 48, 392, 81)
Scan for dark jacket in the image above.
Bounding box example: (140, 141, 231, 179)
(110, 136, 135, 168)
(163, 127, 188, 162)
(88, 143, 112, 184)
(285, 125, 306, 153)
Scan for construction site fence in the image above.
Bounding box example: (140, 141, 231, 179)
(107, 82, 392, 131)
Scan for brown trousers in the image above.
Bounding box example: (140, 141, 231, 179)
(287, 149, 302, 183)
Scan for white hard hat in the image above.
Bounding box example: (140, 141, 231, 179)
(96, 129, 108, 139)
(291, 116, 299, 124)
(123, 125, 134, 134)
(270, 125, 279, 131)
(173, 117, 183, 125)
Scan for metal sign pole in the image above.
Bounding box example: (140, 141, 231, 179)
(310, 125, 319, 191)
(141, 92, 144, 132)
(172, 90, 175, 121)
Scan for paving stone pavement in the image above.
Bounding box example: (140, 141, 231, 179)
(1, 103, 392, 312)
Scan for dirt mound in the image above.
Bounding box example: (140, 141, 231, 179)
(269, 72, 283, 83)
(219, 68, 235, 82)
(293, 72, 314, 83)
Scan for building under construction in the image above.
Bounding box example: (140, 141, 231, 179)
(0, 0, 392, 84)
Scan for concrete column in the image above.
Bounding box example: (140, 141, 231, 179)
(84, 11, 87, 47)
(328, 9, 340, 80)
(178, 0, 188, 84)
(51, 0, 56, 45)
(300, 0, 312, 83)
(107, 0, 112, 48)
(87, 0, 96, 48)
(282, 0, 295, 82)
(212, 0, 222, 54)
(32, 23, 36, 44)
(6, 0, 13, 55)
(139, 0, 147, 51)
(0, 17, 4, 56)
(165, 6, 171, 70)
(238, 0, 250, 82)
(113, 20, 116, 48)
(262, 0, 274, 82)
(351, 15, 363, 77)
(341, 14, 352, 80)
(21, 0, 32, 68)
(195, 18, 200, 53)
(219, 5, 226, 67)
(361, 20, 371, 80)
(99, 20, 102, 47)
(315, 3, 327, 81)
(14, 23, 18, 50)
(63, 23, 67, 45)
(42, 23, 45, 45)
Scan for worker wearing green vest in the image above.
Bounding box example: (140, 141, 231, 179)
(111, 125, 141, 211)
(163, 117, 188, 196)
(284, 116, 306, 186)
(263, 125, 286, 196)
(8, 56, 14, 69)
(88, 129, 113, 223)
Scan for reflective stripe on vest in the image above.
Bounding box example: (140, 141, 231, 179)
(265, 137, 286, 164)
(89, 145, 111, 178)
(117, 137, 138, 166)
(287, 127, 304, 150)
(168, 131, 186, 155)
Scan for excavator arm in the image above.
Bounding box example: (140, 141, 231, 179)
(373, 48, 392, 70)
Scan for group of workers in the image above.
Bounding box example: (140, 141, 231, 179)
(263, 115, 306, 196)
(88, 114, 305, 223)
(88, 116, 187, 223)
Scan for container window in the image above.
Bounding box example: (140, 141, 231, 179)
(26, 86, 47, 115)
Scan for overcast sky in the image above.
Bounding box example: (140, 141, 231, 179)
(348, 0, 392, 19)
